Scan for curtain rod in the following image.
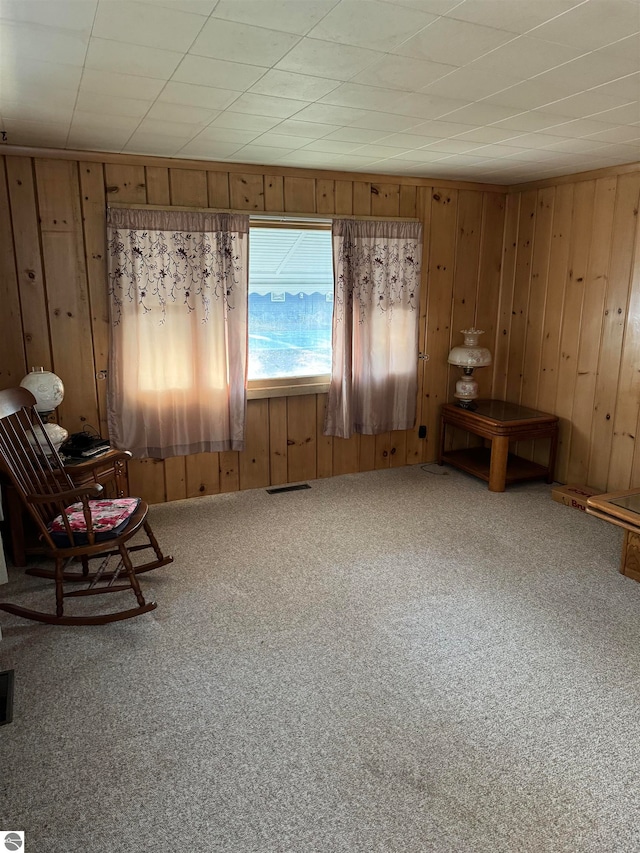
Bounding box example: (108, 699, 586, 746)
(107, 202, 419, 223)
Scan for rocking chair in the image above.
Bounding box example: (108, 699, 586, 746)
(0, 387, 173, 625)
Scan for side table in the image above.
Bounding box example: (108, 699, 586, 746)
(438, 400, 559, 492)
(587, 489, 640, 583)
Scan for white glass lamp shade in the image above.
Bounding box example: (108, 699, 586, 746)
(20, 367, 64, 414)
(447, 328, 492, 368)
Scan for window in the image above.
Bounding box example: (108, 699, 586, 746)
(247, 221, 333, 396)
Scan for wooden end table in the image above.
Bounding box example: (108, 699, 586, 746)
(4, 448, 129, 567)
(587, 489, 640, 583)
(438, 400, 559, 492)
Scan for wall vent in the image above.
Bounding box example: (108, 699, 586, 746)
(266, 483, 311, 494)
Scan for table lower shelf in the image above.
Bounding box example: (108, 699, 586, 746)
(440, 446, 550, 485)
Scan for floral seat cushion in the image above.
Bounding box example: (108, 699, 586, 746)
(48, 498, 141, 547)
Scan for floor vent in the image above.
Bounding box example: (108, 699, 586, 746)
(0, 670, 14, 725)
(266, 483, 311, 494)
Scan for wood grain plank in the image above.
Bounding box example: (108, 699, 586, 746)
(353, 182, 372, 216)
(287, 394, 317, 482)
(491, 192, 520, 402)
(423, 188, 458, 462)
(104, 163, 146, 203)
(35, 158, 98, 432)
(264, 175, 284, 211)
(79, 161, 110, 436)
(554, 179, 596, 485)
(186, 453, 220, 498)
(589, 173, 640, 490)
(359, 434, 376, 472)
(567, 177, 616, 485)
(170, 168, 207, 206)
(0, 157, 27, 388)
(5, 156, 53, 372)
(474, 192, 505, 402)
(269, 396, 288, 485)
(375, 432, 392, 469)
(284, 176, 315, 213)
(371, 183, 400, 217)
(145, 166, 170, 205)
(128, 459, 166, 504)
(219, 451, 240, 492)
(399, 184, 417, 218)
(239, 398, 270, 490)
(316, 179, 335, 215)
(164, 457, 187, 502)
(229, 173, 264, 210)
(207, 171, 230, 208)
(335, 181, 353, 215)
(333, 435, 360, 475)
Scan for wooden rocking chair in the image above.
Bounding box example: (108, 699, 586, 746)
(0, 388, 173, 625)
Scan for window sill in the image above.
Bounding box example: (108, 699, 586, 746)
(247, 376, 330, 399)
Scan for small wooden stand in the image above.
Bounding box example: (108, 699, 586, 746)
(587, 490, 640, 583)
(438, 400, 559, 492)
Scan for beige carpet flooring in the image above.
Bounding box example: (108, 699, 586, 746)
(0, 465, 638, 853)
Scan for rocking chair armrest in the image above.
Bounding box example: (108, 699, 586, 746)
(26, 482, 104, 504)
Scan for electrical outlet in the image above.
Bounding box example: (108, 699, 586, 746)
(418, 425, 427, 439)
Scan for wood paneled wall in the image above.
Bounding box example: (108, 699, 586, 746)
(496, 167, 640, 493)
(0, 151, 505, 502)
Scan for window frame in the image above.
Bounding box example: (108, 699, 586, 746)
(246, 216, 333, 400)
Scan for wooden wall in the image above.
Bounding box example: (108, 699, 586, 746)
(0, 151, 505, 502)
(496, 166, 640, 493)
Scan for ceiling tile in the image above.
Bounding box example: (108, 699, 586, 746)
(275, 119, 341, 138)
(0, 61, 82, 102)
(249, 70, 341, 101)
(467, 36, 584, 80)
(530, 1, 640, 50)
(352, 143, 415, 157)
(210, 0, 339, 35)
(70, 111, 141, 132)
(323, 127, 387, 142)
(197, 126, 262, 143)
(588, 102, 640, 124)
(124, 131, 195, 155)
(393, 16, 517, 66)
(175, 139, 244, 158)
(0, 0, 97, 32)
(321, 83, 409, 111)
(445, 0, 583, 34)
(442, 102, 523, 124)
(542, 117, 623, 136)
(157, 81, 241, 111)
(390, 147, 448, 161)
(67, 126, 132, 151)
(208, 112, 294, 132)
(391, 92, 470, 119)
(79, 68, 166, 100)
(542, 90, 636, 118)
(352, 54, 456, 90)
(304, 138, 365, 153)
(1, 118, 69, 147)
(584, 125, 640, 144)
(0, 20, 89, 66)
(171, 55, 265, 90)
(145, 101, 218, 125)
(230, 144, 297, 162)
(93, 1, 205, 52)
(308, 0, 438, 51)
(293, 103, 370, 125)
(422, 137, 483, 153)
(376, 131, 441, 148)
(189, 19, 300, 66)
(134, 117, 200, 139)
(85, 37, 182, 79)
(409, 119, 476, 136)
(591, 74, 640, 103)
(482, 80, 569, 111)
(381, 0, 462, 16)
(136, 0, 217, 15)
(347, 111, 420, 131)
(227, 93, 305, 118)
(490, 111, 575, 132)
(421, 67, 520, 100)
(542, 136, 616, 154)
(251, 132, 315, 149)
(0, 100, 75, 123)
(75, 90, 153, 119)
(276, 38, 383, 81)
(453, 126, 523, 143)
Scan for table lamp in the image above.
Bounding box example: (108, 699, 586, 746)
(19, 367, 68, 451)
(447, 329, 492, 410)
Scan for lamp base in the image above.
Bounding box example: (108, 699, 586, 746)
(456, 399, 477, 411)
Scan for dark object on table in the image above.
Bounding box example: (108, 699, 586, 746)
(60, 431, 111, 459)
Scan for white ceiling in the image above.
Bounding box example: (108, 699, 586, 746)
(1, 0, 639, 185)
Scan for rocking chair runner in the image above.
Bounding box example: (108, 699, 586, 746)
(0, 387, 173, 625)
